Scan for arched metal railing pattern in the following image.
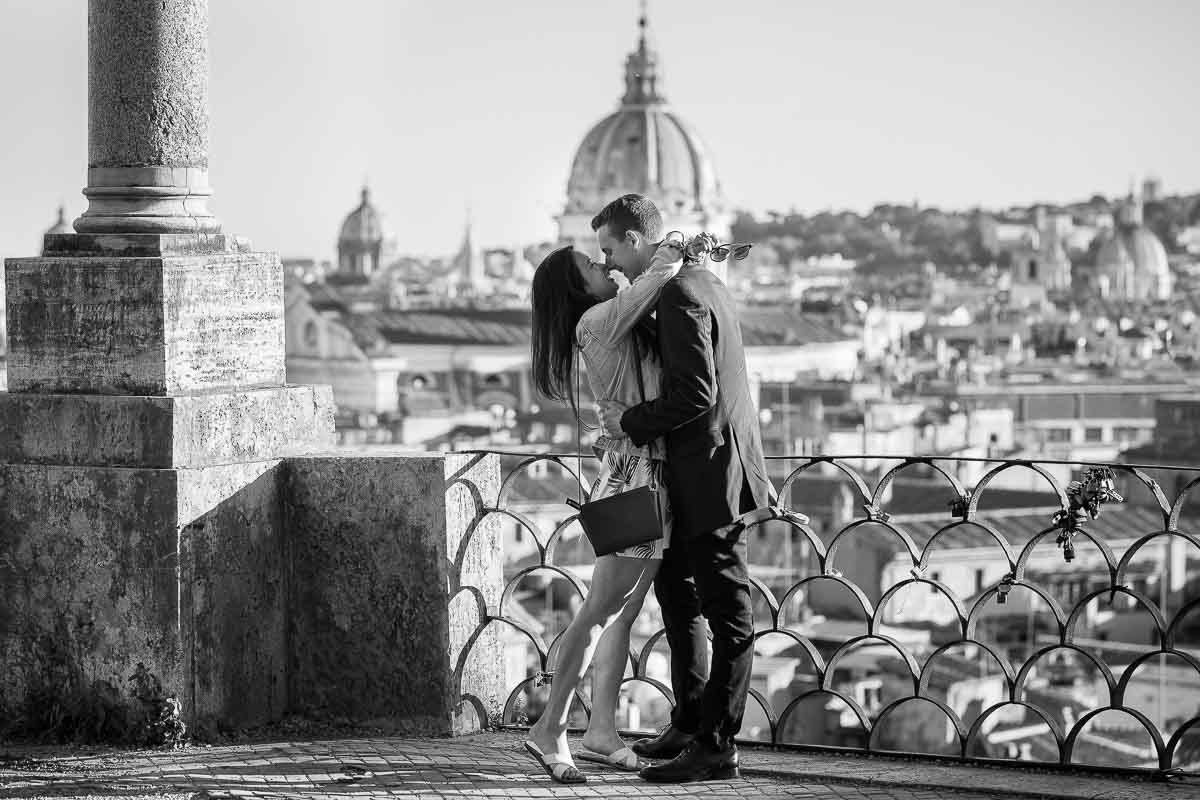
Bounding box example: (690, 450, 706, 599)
(450, 451, 1200, 776)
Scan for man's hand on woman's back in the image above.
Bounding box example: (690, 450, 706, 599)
(598, 400, 629, 438)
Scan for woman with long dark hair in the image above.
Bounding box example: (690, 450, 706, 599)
(523, 241, 682, 784)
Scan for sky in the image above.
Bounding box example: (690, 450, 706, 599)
(0, 0, 1197, 263)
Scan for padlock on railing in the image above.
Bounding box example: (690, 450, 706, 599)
(948, 491, 971, 520)
(863, 503, 890, 523)
(1056, 530, 1076, 562)
(997, 572, 1015, 604)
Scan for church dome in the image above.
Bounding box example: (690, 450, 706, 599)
(337, 185, 386, 277)
(1124, 227, 1169, 276)
(339, 185, 385, 246)
(564, 13, 722, 217)
(1094, 194, 1172, 301)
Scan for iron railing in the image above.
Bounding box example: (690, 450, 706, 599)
(453, 450, 1200, 776)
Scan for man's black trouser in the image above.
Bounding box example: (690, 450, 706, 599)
(655, 523, 754, 747)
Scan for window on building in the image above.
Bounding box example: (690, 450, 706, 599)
(1026, 395, 1075, 420)
(930, 571, 941, 593)
(1113, 426, 1141, 443)
(974, 569, 985, 594)
(1043, 428, 1072, 443)
(1084, 394, 1153, 418)
(302, 319, 319, 349)
(857, 679, 882, 712)
(1084, 427, 1104, 443)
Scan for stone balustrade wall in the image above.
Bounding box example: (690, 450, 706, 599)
(0, 452, 503, 740)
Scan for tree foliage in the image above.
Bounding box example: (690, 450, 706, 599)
(731, 190, 1199, 276)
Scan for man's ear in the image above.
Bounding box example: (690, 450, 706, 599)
(624, 230, 642, 250)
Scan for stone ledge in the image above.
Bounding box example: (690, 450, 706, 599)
(0, 384, 334, 468)
(42, 233, 252, 257)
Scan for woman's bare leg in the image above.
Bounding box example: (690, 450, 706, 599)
(526, 555, 657, 760)
(581, 559, 658, 755)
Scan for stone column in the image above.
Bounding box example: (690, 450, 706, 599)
(0, 0, 334, 740)
(75, 0, 220, 234)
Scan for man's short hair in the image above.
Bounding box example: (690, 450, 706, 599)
(590, 194, 664, 241)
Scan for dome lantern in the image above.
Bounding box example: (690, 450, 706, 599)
(42, 203, 74, 255)
(623, 7, 663, 106)
(45, 204, 73, 237)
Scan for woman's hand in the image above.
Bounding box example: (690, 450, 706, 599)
(607, 269, 632, 291)
(683, 232, 719, 262)
(655, 238, 687, 265)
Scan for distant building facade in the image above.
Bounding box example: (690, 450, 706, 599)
(933, 379, 1193, 486)
(978, 207, 1072, 301)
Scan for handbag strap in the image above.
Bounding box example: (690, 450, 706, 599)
(631, 328, 647, 404)
(575, 345, 584, 505)
(629, 331, 658, 491)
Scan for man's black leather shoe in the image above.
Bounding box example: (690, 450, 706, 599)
(630, 726, 695, 760)
(638, 740, 739, 783)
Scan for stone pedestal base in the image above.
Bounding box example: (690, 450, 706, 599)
(5, 239, 284, 395)
(0, 459, 288, 736)
(285, 452, 503, 735)
(0, 232, 333, 738)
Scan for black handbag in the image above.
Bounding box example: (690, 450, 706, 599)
(566, 337, 664, 557)
(567, 484, 661, 557)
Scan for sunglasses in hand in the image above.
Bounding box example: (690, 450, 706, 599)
(664, 231, 754, 263)
(710, 242, 753, 262)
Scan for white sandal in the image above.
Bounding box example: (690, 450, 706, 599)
(523, 740, 587, 784)
(577, 746, 645, 771)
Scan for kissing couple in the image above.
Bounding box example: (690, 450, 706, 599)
(525, 193, 774, 784)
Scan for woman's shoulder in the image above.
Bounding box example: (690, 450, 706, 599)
(577, 301, 610, 334)
(574, 309, 598, 347)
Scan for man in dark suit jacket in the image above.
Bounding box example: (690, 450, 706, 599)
(595, 196, 773, 783)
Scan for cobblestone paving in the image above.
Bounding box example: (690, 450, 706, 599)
(2, 731, 1197, 800)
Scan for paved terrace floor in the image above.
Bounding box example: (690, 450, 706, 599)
(3, 731, 1199, 800)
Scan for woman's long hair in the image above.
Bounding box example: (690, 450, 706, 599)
(531, 246, 661, 422)
(531, 246, 598, 420)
